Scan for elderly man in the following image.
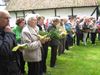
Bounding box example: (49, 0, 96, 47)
(0, 9, 20, 75)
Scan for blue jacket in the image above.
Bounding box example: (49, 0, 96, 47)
(65, 23, 71, 32)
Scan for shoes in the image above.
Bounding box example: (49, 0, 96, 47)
(42, 72, 46, 75)
(21, 72, 26, 75)
(92, 44, 96, 46)
(20, 73, 24, 75)
(50, 65, 56, 68)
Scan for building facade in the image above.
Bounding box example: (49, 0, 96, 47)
(6, 0, 99, 27)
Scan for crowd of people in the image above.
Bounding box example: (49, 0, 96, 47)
(0, 9, 100, 75)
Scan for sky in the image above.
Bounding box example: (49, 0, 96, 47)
(0, 0, 6, 9)
(0, 0, 5, 5)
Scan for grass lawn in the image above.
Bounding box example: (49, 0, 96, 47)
(25, 40, 100, 75)
(46, 40, 100, 75)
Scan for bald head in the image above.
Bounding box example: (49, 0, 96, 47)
(0, 9, 10, 17)
(0, 9, 10, 29)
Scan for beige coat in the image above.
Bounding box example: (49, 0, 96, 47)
(21, 25, 42, 62)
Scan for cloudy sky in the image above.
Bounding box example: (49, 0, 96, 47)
(0, 0, 5, 5)
(0, 0, 6, 9)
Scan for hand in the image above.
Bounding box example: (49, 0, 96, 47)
(44, 37, 51, 42)
(12, 44, 27, 51)
(4, 25, 12, 32)
(40, 39, 46, 44)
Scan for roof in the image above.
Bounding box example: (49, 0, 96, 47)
(6, 0, 98, 11)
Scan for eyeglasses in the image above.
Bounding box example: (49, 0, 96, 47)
(0, 17, 11, 19)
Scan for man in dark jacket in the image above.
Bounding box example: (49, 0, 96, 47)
(0, 9, 20, 75)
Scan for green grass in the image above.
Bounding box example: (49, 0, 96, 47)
(25, 40, 100, 75)
(45, 41, 100, 75)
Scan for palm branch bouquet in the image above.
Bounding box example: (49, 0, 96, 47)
(37, 28, 67, 43)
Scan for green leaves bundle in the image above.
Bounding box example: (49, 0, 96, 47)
(38, 28, 67, 41)
(47, 28, 61, 40)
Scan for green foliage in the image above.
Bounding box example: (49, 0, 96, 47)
(39, 31, 49, 36)
(46, 41, 100, 75)
(39, 28, 61, 40)
(47, 28, 61, 40)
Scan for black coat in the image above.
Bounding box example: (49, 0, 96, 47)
(0, 29, 17, 62)
(37, 24, 47, 31)
(47, 25, 59, 46)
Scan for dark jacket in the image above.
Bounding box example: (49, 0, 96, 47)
(76, 23, 82, 34)
(0, 29, 17, 62)
(47, 25, 59, 46)
(0, 28, 21, 75)
(37, 24, 47, 31)
(82, 23, 91, 32)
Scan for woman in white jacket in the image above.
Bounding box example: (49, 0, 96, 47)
(21, 14, 42, 75)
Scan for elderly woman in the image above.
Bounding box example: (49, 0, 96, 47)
(37, 16, 49, 74)
(12, 18, 25, 43)
(81, 17, 91, 46)
(21, 14, 42, 75)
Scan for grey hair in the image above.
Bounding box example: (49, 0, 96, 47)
(25, 14, 38, 24)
